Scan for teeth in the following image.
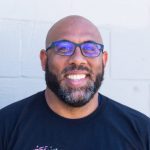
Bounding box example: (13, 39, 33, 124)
(67, 74, 86, 80)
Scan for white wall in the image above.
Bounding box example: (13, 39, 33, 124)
(0, 0, 150, 116)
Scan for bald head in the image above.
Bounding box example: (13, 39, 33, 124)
(46, 15, 103, 48)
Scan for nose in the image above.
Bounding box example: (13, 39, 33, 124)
(68, 46, 87, 66)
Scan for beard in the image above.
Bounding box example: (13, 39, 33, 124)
(45, 61, 104, 107)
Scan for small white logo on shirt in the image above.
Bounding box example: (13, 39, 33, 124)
(33, 145, 61, 150)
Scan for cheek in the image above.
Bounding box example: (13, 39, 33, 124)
(90, 58, 102, 73)
(47, 55, 68, 76)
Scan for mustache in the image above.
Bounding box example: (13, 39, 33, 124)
(61, 65, 93, 74)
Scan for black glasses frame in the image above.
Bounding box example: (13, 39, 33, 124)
(46, 39, 104, 57)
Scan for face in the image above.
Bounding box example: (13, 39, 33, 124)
(41, 17, 108, 107)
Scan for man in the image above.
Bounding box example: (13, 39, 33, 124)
(0, 15, 150, 150)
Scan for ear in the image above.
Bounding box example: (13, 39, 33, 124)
(40, 49, 47, 71)
(102, 51, 108, 67)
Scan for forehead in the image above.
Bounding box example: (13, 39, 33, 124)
(46, 17, 102, 46)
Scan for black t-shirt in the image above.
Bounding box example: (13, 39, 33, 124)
(0, 91, 150, 150)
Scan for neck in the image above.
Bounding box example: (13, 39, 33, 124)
(45, 88, 99, 119)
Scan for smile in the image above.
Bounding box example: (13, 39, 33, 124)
(67, 74, 86, 80)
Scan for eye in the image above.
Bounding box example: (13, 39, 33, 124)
(54, 41, 74, 55)
(57, 46, 69, 52)
(55, 42, 69, 51)
(82, 43, 96, 52)
(81, 42, 101, 57)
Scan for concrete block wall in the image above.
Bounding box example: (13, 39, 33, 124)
(0, 0, 150, 116)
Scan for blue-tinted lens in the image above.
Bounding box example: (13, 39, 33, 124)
(81, 42, 101, 57)
(54, 41, 74, 56)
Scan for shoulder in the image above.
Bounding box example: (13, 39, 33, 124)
(99, 94, 150, 149)
(0, 91, 45, 149)
(100, 94, 150, 132)
(0, 91, 45, 122)
(101, 94, 150, 118)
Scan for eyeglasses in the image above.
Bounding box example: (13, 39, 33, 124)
(46, 40, 104, 58)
